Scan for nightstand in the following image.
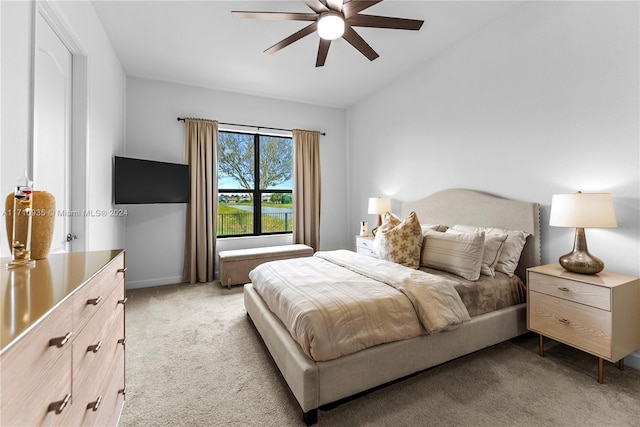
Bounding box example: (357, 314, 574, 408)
(527, 264, 640, 383)
(355, 235, 375, 257)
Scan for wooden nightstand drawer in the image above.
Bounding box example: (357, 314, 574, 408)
(355, 236, 375, 256)
(528, 271, 610, 311)
(527, 263, 640, 383)
(529, 291, 612, 358)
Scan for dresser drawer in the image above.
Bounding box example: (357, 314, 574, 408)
(529, 291, 612, 359)
(528, 271, 610, 311)
(1, 347, 71, 426)
(73, 253, 125, 331)
(93, 348, 126, 427)
(73, 287, 124, 393)
(69, 341, 125, 427)
(0, 300, 73, 426)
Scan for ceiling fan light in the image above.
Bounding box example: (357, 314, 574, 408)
(317, 12, 344, 40)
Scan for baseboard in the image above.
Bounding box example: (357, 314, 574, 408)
(625, 350, 640, 371)
(126, 276, 184, 290)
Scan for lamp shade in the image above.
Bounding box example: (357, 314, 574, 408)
(549, 192, 617, 228)
(368, 197, 391, 215)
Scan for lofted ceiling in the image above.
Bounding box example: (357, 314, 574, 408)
(92, 1, 518, 109)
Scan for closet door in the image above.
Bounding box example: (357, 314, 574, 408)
(33, 9, 72, 253)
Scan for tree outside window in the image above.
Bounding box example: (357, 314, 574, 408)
(217, 131, 293, 237)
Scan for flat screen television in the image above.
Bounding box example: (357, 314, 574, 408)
(114, 156, 190, 204)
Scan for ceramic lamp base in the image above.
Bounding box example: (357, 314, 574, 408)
(559, 227, 604, 275)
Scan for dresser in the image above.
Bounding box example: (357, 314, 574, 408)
(355, 235, 375, 256)
(1, 250, 127, 426)
(527, 263, 640, 383)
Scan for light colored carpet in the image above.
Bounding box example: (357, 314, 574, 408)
(119, 282, 640, 426)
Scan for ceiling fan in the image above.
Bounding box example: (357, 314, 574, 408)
(232, 0, 424, 67)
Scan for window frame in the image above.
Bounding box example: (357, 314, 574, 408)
(217, 130, 293, 238)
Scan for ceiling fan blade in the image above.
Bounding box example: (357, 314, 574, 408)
(303, 0, 329, 14)
(232, 11, 318, 22)
(326, 0, 343, 13)
(264, 22, 318, 55)
(316, 39, 331, 67)
(342, 1, 383, 19)
(347, 14, 424, 31)
(342, 25, 379, 61)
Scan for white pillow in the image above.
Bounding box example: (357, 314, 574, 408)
(419, 223, 441, 248)
(421, 223, 448, 233)
(451, 225, 529, 277)
(421, 229, 485, 281)
(373, 211, 422, 269)
(446, 229, 507, 277)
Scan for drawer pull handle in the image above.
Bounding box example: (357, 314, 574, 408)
(87, 340, 103, 353)
(558, 287, 570, 292)
(118, 297, 128, 305)
(86, 295, 103, 306)
(49, 331, 73, 348)
(118, 384, 128, 395)
(48, 393, 71, 414)
(118, 336, 127, 346)
(559, 318, 571, 325)
(87, 396, 102, 412)
(118, 267, 127, 276)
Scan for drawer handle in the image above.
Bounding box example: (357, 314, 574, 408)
(118, 267, 127, 276)
(558, 318, 571, 325)
(118, 384, 128, 395)
(118, 336, 127, 346)
(118, 297, 128, 305)
(87, 340, 103, 353)
(49, 331, 73, 348)
(86, 295, 103, 306)
(558, 287, 570, 292)
(87, 395, 102, 412)
(48, 393, 71, 414)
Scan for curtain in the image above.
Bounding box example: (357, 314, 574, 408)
(183, 119, 218, 283)
(292, 129, 321, 251)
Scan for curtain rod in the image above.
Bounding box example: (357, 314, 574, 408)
(176, 117, 325, 136)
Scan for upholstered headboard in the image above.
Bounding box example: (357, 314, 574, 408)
(401, 188, 541, 282)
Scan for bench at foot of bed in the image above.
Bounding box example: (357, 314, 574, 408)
(218, 244, 314, 289)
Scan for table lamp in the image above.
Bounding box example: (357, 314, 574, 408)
(368, 197, 391, 236)
(549, 191, 617, 274)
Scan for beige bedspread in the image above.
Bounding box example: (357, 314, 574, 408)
(249, 250, 470, 361)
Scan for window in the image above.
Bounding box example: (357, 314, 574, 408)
(217, 131, 293, 237)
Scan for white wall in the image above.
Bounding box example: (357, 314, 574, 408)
(1, 0, 126, 255)
(124, 76, 347, 288)
(1, 0, 33, 232)
(347, 2, 639, 367)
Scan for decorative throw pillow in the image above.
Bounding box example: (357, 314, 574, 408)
(451, 225, 529, 277)
(421, 229, 485, 281)
(373, 211, 422, 269)
(446, 229, 507, 277)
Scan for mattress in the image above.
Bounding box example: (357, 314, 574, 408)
(249, 250, 524, 362)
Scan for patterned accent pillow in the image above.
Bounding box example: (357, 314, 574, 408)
(421, 229, 485, 281)
(373, 211, 422, 269)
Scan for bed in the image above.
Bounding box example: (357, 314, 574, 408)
(243, 188, 541, 425)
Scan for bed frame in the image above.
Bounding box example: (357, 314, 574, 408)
(244, 188, 541, 425)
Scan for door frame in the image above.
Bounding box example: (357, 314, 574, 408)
(33, 1, 87, 251)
